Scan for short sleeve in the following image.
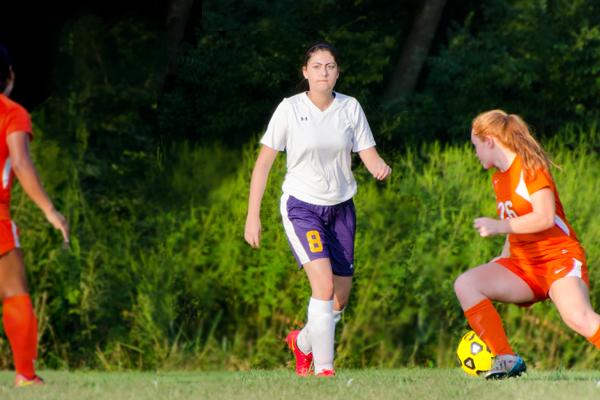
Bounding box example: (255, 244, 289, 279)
(260, 99, 289, 151)
(351, 100, 375, 152)
(526, 169, 552, 194)
(4, 103, 32, 141)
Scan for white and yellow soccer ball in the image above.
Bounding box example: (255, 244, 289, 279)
(456, 330, 494, 376)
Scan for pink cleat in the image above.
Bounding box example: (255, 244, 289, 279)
(286, 329, 313, 376)
(316, 369, 335, 377)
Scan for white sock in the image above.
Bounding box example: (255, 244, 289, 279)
(296, 326, 311, 354)
(297, 307, 344, 355)
(333, 308, 343, 324)
(306, 298, 334, 373)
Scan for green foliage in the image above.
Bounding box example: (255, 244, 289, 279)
(44, 15, 164, 216)
(159, 0, 414, 145)
(384, 0, 600, 143)
(13, 122, 600, 370)
(157, 0, 600, 149)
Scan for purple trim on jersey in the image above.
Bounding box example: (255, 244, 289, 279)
(280, 194, 356, 276)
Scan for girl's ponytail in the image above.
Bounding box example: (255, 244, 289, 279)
(472, 110, 552, 179)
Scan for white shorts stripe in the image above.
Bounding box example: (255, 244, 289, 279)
(10, 221, 20, 248)
(280, 193, 310, 264)
(2, 157, 11, 189)
(554, 215, 570, 236)
(566, 258, 583, 278)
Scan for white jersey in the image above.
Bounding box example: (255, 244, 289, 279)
(261, 91, 376, 205)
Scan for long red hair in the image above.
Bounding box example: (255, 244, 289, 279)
(472, 110, 552, 179)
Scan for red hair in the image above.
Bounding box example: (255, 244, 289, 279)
(472, 110, 552, 179)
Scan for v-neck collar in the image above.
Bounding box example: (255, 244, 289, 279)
(303, 91, 337, 113)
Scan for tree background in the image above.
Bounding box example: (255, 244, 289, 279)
(0, 0, 599, 370)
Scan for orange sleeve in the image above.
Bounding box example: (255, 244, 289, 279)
(526, 169, 552, 194)
(4, 104, 32, 140)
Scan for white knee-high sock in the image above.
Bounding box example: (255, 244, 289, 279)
(296, 326, 311, 354)
(297, 307, 343, 354)
(306, 298, 334, 373)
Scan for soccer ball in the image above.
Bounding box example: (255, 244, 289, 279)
(456, 330, 494, 376)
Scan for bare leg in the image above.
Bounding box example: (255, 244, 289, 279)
(301, 258, 335, 373)
(297, 268, 350, 357)
(0, 249, 38, 380)
(0, 249, 29, 298)
(333, 275, 352, 312)
(454, 262, 535, 357)
(454, 262, 535, 310)
(303, 258, 334, 300)
(550, 277, 600, 338)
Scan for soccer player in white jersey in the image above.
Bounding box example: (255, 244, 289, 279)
(244, 42, 391, 376)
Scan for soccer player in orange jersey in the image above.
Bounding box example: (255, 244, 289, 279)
(454, 109, 600, 379)
(0, 46, 69, 387)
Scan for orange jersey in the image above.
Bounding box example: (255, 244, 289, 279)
(492, 155, 583, 262)
(0, 94, 32, 220)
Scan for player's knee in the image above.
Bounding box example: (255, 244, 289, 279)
(454, 273, 471, 299)
(312, 283, 334, 300)
(1, 281, 29, 299)
(454, 272, 487, 308)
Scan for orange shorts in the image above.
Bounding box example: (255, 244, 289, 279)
(0, 220, 20, 256)
(496, 253, 589, 305)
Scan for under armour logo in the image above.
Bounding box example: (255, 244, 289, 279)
(300, 116, 308, 121)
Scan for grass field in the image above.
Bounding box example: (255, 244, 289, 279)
(0, 369, 599, 400)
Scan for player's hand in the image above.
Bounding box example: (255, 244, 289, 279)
(45, 208, 69, 244)
(244, 215, 261, 248)
(373, 161, 392, 181)
(473, 217, 501, 237)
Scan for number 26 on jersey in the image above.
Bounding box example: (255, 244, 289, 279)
(497, 200, 518, 219)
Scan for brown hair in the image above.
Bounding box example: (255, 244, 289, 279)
(302, 42, 340, 68)
(472, 109, 552, 178)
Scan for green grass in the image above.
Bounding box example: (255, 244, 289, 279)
(1, 369, 600, 400)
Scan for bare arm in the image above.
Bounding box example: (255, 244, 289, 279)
(358, 147, 391, 180)
(7, 132, 69, 242)
(474, 188, 555, 237)
(244, 145, 279, 248)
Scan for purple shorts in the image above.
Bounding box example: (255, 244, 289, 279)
(279, 194, 356, 277)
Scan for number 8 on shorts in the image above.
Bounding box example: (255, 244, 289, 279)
(306, 230, 323, 253)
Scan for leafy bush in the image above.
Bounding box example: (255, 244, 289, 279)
(9, 125, 600, 370)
